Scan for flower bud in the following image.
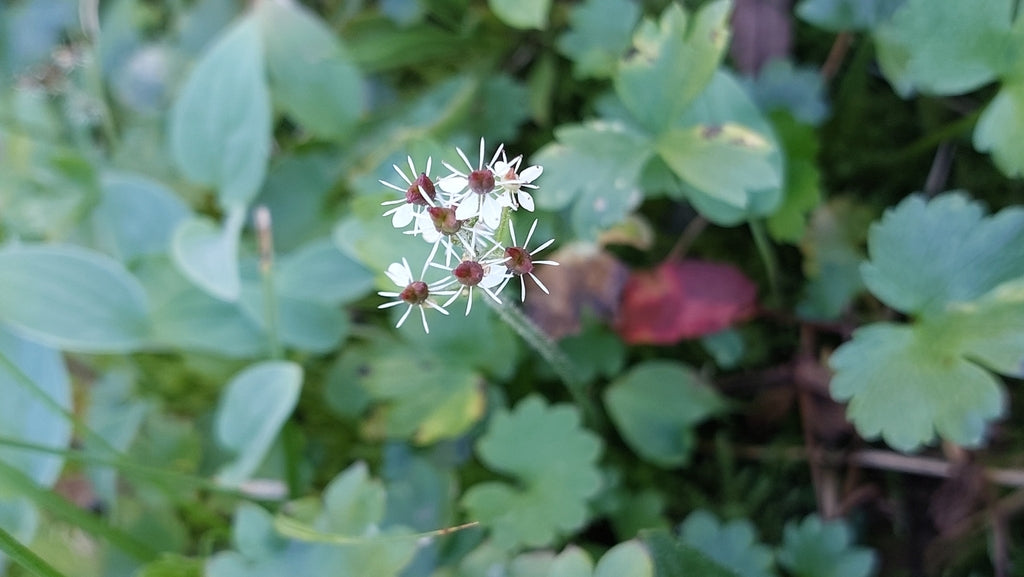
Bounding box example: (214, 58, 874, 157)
(400, 280, 430, 304)
(405, 173, 437, 206)
(427, 206, 462, 235)
(454, 260, 485, 286)
(504, 246, 533, 275)
(468, 169, 495, 195)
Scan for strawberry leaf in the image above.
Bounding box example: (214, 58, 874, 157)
(777, 515, 877, 577)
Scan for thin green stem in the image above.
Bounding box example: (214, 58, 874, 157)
(255, 206, 282, 360)
(749, 219, 780, 308)
(484, 298, 605, 430)
(0, 525, 68, 577)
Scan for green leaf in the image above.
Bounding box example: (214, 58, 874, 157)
(603, 361, 726, 468)
(556, 0, 640, 79)
(797, 198, 872, 320)
(169, 14, 271, 207)
(0, 245, 150, 353)
(765, 113, 823, 243)
(659, 70, 783, 225)
(0, 524, 69, 577)
(742, 60, 829, 126)
(700, 329, 745, 369)
(679, 510, 776, 577)
(615, 1, 732, 134)
(488, 0, 550, 30)
(532, 121, 653, 239)
(208, 463, 417, 577)
(256, 0, 364, 140)
(777, 515, 876, 577)
(135, 554, 203, 577)
(640, 529, 739, 577)
(462, 396, 603, 550)
(860, 193, 1024, 316)
(874, 0, 1014, 96)
(91, 172, 190, 262)
(215, 361, 303, 486)
(238, 284, 349, 354)
(594, 541, 654, 577)
(830, 193, 1024, 451)
(796, 0, 904, 32)
(171, 206, 245, 301)
(973, 80, 1024, 177)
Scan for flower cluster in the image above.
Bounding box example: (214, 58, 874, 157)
(378, 139, 557, 332)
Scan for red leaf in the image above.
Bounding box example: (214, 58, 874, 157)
(615, 259, 758, 344)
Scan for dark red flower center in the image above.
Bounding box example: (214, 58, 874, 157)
(504, 247, 533, 275)
(399, 280, 430, 304)
(454, 260, 485, 286)
(427, 206, 462, 235)
(468, 170, 495, 195)
(405, 173, 437, 206)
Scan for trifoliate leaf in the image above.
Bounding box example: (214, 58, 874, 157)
(973, 80, 1024, 177)
(615, 1, 732, 134)
(533, 121, 652, 239)
(874, 0, 1014, 96)
(662, 71, 783, 225)
(604, 361, 726, 467)
(830, 193, 1024, 451)
(679, 510, 776, 577)
(860, 193, 1024, 316)
(777, 515, 877, 577)
(462, 396, 603, 550)
(556, 0, 640, 79)
(796, 0, 904, 32)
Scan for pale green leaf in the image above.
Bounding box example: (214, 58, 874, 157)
(594, 541, 654, 577)
(556, 0, 640, 79)
(462, 396, 603, 550)
(91, 172, 190, 262)
(777, 515, 876, 577)
(257, 0, 364, 140)
(171, 206, 245, 301)
(169, 14, 271, 207)
(874, 0, 1014, 96)
(741, 60, 829, 125)
(488, 0, 550, 30)
(603, 361, 726, 467)
(973, 80, 1024, 178)
(215, 361, 303, 486)
(797, 198, 872, 320)
(679, 510, 776, 577)
(277, 241, 374, 306)
(796, 0, 904, 32)
(765, 113, 822, 243)
(0, 245, 150, 353)
(615, 0, 732, 133)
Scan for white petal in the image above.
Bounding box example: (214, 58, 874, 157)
(520, 165, 543, 183)
(493, 160, 511, 174)
(456, 197, 480, 220)
(518, 191, 535, 212)
(480, 197, 502, 229)
(439, 175, 468, 194)
(391, 204, 415, 228)
(480, 264, 507, 289)
(385, 262, 410, 286)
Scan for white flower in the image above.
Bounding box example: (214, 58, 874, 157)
(494, 154, 542, 212)
(500, 219, 558, 302)
(380, 156, 439, 229)
(431, 241, 510, 315)
(377, 246, 454, 333)
(440, 138, 507, 229)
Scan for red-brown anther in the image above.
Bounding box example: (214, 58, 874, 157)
(399, 281, 430, 305)
(428, 206, 462, 235)
(453, 260, 485, 286)
(468, 169, 495, 195)
(504, 246, 533, 276)
(405, 173, 437, 206)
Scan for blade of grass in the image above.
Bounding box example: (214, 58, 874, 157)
(0, 525, 69, 577)
(0, 460, 158, 562)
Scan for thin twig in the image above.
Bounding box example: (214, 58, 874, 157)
(666, 216, 707, 261)
(821, 32, 853, 81)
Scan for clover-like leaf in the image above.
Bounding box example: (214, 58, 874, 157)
(973, 80, 1024, 177)
(533, 121, 653, 239)
(462, 396, 603, 550)
(679, 510, 776, 577)
(830, 192, 1024, 451)
(742, 60, 829, 126)
(556, 0, 640, 79)
(874, 0, 1014, 97)
(503, 541, 653, 577)
(777, 515, 877, 577)
(604, 361, 727, 467)
(615, 0, 732, 134)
